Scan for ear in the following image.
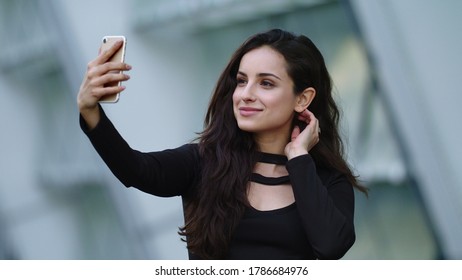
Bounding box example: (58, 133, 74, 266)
(294, 87, 316, 113)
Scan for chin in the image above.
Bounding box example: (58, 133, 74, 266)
(237, 124, 256, 133)
(235, 120, 258, 132)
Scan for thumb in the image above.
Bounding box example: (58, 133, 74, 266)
(291, 126, 300, 141)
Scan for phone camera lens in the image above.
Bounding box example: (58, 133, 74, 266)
(103, 38, 107, 43)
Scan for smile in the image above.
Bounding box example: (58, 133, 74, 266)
(239, 107, 263, 117)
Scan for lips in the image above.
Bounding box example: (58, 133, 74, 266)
(239, 107, 263, 117)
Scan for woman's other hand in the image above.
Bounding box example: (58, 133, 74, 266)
(284, 109, 320, 160)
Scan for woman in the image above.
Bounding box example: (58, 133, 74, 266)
(78, 29, 367, 260)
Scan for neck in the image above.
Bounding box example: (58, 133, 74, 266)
(254, 131, 290, 155)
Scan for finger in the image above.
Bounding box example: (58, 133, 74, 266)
(297, 114, 308, 124)
(297, 109, 313, 124)
(90, 72, 130, 88)
(308, 117, 318, 130)
(88, 62, 131, 79)
(299, 109, 312, 117)
(91, 85, 126, 98)
(88, 40, 124, 68)
(96, 39, 124, 64)
(305, 110, 318, 126)
(291, 126, 300, 141)
(297, 111, 319, 138)
(303, 109, 316, 120)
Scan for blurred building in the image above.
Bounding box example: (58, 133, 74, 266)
(0, 0, 461, 259)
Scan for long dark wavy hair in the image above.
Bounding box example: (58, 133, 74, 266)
(179, 29, 367, 259)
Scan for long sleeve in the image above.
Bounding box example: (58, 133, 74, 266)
(80, 107, 201, 197)
(286, 154, 355, 259)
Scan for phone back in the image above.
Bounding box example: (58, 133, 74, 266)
(99, 35, 126, 103)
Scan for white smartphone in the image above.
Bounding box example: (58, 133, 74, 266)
(99, 35, 127, 103)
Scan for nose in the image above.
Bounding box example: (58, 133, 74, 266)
(240, 82, 256, 102)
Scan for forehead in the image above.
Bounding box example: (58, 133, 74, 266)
(239, 46, 288, 77)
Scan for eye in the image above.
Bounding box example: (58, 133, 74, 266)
(236, 77, 247, 86)
(260, 80, 275, 88)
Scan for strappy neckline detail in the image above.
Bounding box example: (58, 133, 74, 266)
(248, 152, 293, 213)
(256, 152, 288, 165)
(251, 152, 290, 185)
(250, 173, 290, 185)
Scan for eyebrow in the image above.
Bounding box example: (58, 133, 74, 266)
(237, 71, 282, 81)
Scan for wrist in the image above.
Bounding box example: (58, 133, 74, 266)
(286, 148, 308, 160)
(79, 105, 101, 130)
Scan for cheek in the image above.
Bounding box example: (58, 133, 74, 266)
(266, 94, 296, 112)
(232, 90, 239, 104)
(232, 91, 238, 109)
(232, 90, 240, 114)
(266, 96, 297, 121)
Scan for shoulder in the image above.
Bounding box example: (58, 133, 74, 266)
(288, 154, 350, 189)
(317, 165, 344, 182)
(177, 143, 200, 158)
(315, 165, 354, 199)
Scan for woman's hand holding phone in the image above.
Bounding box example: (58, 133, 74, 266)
(77, 37, 131, 129)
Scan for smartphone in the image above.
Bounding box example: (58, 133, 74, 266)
(99, 35, 127, 103)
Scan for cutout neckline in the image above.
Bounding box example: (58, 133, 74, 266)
(256, 152, 287, 165)
(251, 152, 290, 185)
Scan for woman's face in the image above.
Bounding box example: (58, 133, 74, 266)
(232, 46, 298, 137)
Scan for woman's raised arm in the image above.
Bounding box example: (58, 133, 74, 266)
(77, 39, 131, 129)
